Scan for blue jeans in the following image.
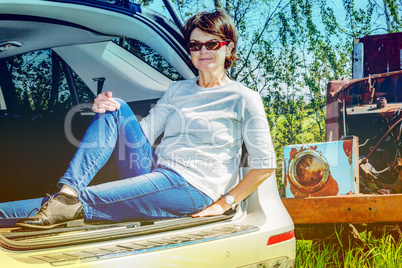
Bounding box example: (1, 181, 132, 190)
(0, 99, 212, 228)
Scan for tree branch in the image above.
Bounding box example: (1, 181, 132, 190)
(232, 0, 289, 80)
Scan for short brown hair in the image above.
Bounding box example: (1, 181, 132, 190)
(182, 11, 239, 69)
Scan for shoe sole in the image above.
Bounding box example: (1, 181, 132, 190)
(16, 219, 85, 230)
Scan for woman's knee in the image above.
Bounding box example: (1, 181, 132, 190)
(114, 98, 127, 107)
(113, 98, 136, 118)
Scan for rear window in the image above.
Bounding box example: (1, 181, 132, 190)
(2, 49, 94, 113)
(113, 38, 184, 81)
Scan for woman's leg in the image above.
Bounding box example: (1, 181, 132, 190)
(0, 167, 213, 227)
(80, 167, 213, 222)
(0, 196, 52, 228)
(58, 98, 156, 195)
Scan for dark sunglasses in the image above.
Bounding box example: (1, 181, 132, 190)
(188, 41, 228, 51)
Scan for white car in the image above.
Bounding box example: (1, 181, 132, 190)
(0, 0, 295, 267)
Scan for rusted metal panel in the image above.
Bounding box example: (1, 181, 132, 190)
(282, 194, 402, 224)
(326, 70, 402, 102)
(355, 32, 402, 76)
(325, 78, 348, 141)
(283, 137, 359, 198)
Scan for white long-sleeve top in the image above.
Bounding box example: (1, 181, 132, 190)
(139, 78, 276, 201)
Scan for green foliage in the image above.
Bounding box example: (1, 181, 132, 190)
(343, 0, 375, 37)
(384, 0, 402, 32)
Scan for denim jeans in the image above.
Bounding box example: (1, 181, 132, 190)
(0, 99, 213, 228)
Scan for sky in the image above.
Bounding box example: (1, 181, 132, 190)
(147, 0, 384, 31)
(147, 0, 393, 49)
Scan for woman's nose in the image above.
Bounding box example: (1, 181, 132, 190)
(199, 45, 209, 53)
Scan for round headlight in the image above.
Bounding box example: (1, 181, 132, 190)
(288, 149, 329, 193)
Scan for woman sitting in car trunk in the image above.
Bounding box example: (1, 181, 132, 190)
(0, 10, 276, 229)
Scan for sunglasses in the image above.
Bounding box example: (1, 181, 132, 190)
(188, 41, 228, 51)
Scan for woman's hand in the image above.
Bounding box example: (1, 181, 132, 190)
(192, 169, 275, 218)
(191, 201, 230, 217)
(92, 91, 121, 113)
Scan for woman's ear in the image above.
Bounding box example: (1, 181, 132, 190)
(226, 42, 234, 56)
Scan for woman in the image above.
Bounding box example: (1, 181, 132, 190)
(0, 11, 276, 229)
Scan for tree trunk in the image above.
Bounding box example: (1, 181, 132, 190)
(383, 0, 392, 32)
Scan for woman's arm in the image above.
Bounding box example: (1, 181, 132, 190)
(192, 168, 276, 217)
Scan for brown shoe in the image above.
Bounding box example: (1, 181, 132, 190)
(16, 193, 84, 229)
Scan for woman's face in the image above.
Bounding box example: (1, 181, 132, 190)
(189, 28, 231, 74)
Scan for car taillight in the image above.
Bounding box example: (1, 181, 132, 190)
(267, 230, 295, 245)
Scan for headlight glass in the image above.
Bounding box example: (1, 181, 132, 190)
(288, 149, 329, 193)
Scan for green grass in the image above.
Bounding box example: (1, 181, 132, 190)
(295, 232, 402, 267)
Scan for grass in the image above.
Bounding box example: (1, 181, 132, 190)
(295, 231, 402, 267)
